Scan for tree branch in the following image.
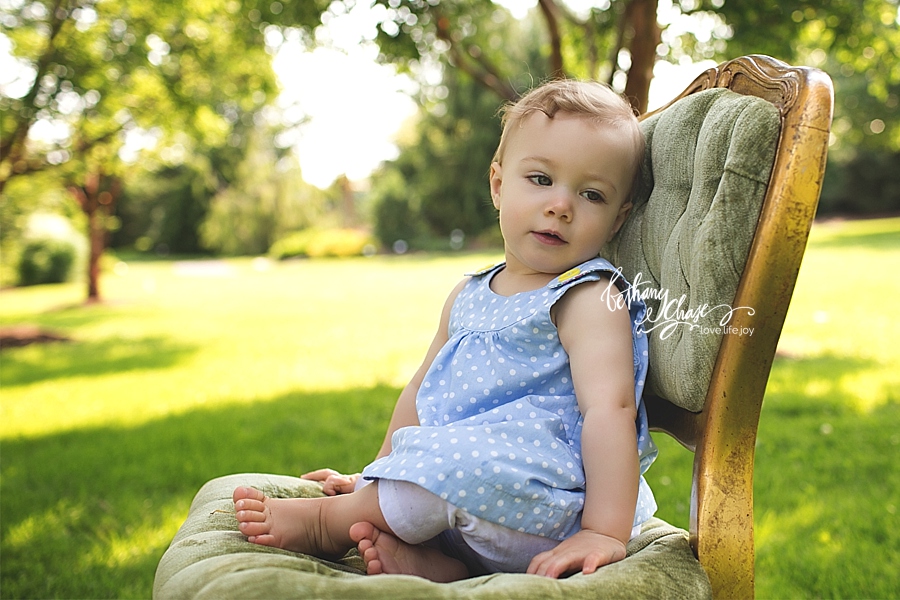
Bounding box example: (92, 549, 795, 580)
(433, 9, 518, 101)
(1, 0, 72, 166)
(537, 0, 565, 79)
(607, 0, 631, 87)
(0, 124, 124, 192)
(584, 15, 599, 78)
(465, 44, 519, 100)
(623, 0, 660, 113)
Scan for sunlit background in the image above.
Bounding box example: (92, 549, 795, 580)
(1, 0, 723, 190)
(1, 0, 898, 598)
(4, 0, 894, 274)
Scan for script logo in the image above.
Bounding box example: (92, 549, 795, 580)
(601, 269, 755, 339)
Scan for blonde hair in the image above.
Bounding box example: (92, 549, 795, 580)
(493, 79, 645, 201)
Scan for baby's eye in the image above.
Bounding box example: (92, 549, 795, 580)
(528, 174, 552, 187)
(582, 189, 606, 203)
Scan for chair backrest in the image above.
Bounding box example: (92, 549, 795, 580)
(606, 55, 834, 599)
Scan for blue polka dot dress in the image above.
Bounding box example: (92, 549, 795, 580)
(362, 257, 657, 540)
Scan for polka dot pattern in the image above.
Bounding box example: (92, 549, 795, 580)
(363, 258, 657, 540)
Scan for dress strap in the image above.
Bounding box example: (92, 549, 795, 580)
(547, 257, 620, 290)
(465, 262, 505, 278)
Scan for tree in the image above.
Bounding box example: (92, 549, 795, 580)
(371, 68, 504, 247)
(110, 159, 216, 255)
(0, 0, 325, 300)
(712, 0, 899, 214)
(199, 126, 329, 255)
(709, 0, 899, 154)
(368, 0, 664, 111)
(369, 0, 899, 218)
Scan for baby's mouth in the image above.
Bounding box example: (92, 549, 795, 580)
(533, 230, 567, 245)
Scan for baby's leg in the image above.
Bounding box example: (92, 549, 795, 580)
(350, 522, 468, 582)
(232, 482, 389, 559)
(349, 479, 470, 581)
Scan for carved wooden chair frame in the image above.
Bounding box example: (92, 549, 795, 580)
(640, 55, 834, 598)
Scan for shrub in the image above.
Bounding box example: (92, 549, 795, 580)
(18, 237, 77, 286)
(269, 228, 376, 260)
(370, 168, 425, 249)
(818, 150, 900, 216)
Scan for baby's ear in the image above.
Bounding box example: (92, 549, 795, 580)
(489, 162, 503, 209)
(609, 201, 633, 241)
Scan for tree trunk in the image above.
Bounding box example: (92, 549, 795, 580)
(69, 171, 120, 304)
(538, 0, 566, 79)
(623, 0, 661, 114)
(87, 206, 104, 302)
(338, 175, 357, 228)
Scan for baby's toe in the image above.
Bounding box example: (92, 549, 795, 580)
(349, 521, 377, 544)
(239, 520, 271, 537)
(233, 486, 267, 503)
(234, 498, 267, 513)
(236, 507, 267, 523)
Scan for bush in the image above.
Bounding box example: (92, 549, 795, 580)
(370, 168, 425, 249)
(18, 237, 77, 286)
(269, 228, 376, 260)
(818, 150, 900, 216)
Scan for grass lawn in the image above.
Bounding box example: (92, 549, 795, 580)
(1, 217, 898, 599)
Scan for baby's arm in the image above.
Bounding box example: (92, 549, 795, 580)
(528, 278, 639, 578)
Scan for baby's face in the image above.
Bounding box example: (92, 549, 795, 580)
(490, 112, 637, 277)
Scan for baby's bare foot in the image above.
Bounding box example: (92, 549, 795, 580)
(349, 521, 469, 582)
(232, 486, 346, 558)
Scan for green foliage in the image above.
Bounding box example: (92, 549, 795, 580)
(0, 0, 335, 300)
(269, 228, 376, 259)
(0, 171, 85, 286)
(711, 0, 900, 156)
(414, 73, 504, 237)
(199, 127, 328, 255)
(1, 0, 282, 180)
(368, 0, 682, 97)
(370, 167, 426, 248)
(111, 162, 215, 254)
(17, 237, 77, 286)
(369, 60, 518, 250)
(13, 211, 86, 287)
(819, 149, 900, 215)
(372, 0, 538, 84)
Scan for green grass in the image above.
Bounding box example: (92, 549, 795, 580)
(753, 217, 900, 599)
(1, 218, 899, 599)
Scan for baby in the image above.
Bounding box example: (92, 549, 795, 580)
(233, 78, 657, 581)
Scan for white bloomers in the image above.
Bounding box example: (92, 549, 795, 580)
(372, 479, 641, 575)
(377, 478, 558, 573)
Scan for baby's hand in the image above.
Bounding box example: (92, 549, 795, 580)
(526, 529, 627, 578)
(300, 468, 360, 496)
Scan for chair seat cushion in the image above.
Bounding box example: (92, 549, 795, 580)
(154, 473, 711, 599)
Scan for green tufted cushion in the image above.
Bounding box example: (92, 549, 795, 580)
(606, 88, 781, 412)
(153, 474, 711, 599)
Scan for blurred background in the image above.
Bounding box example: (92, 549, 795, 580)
(1, 1, 898, 599)
(1, 0, 897, 295)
